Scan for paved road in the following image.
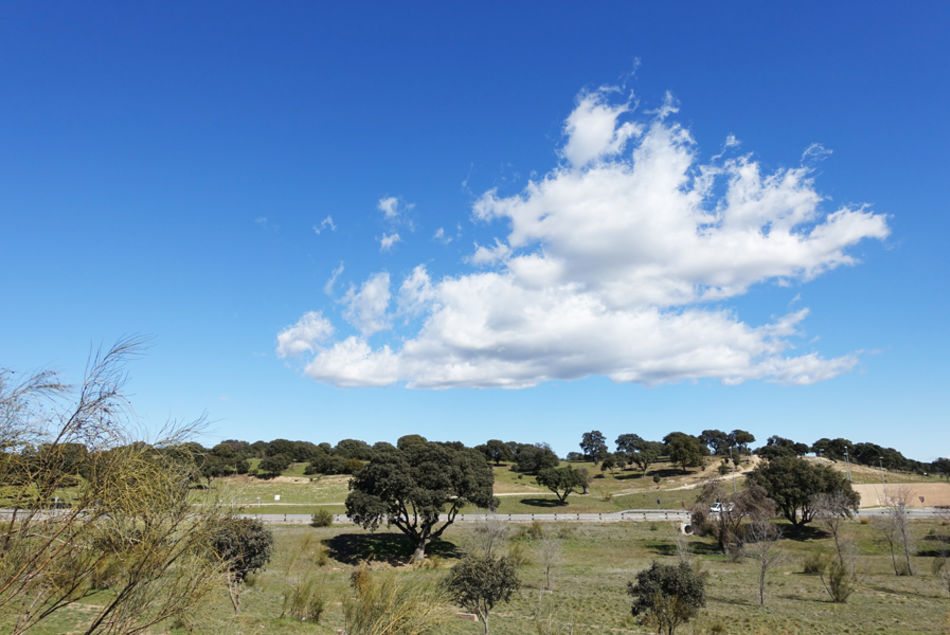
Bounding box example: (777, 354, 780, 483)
(4, 507, 945, 526)
(238, 509, 693, 525)
(240, 506, 949, 525)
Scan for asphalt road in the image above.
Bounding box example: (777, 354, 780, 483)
(238, 507, 949, 525)
(3, 507, 944, 526)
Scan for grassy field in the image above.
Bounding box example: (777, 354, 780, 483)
(23, 515, 950, 634)
(187, 456, 948, 518)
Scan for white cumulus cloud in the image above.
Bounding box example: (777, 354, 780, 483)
(342, 272, 392, 336)
(279, 87, 889, 389)
(276, 311, 334, 358)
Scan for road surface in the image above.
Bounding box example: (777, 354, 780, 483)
(237, 506, 948, 525)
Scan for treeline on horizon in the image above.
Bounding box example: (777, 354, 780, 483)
(10, 429, 946, 485)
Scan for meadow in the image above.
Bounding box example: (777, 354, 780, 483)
(191, 458, 744, 516)
(22, 515, 950, 634)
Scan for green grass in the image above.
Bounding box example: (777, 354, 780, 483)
(16, 516, 950, 633)
(190, 473, 351, 507)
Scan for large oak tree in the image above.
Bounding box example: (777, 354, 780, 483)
(345, 439, 495, 562)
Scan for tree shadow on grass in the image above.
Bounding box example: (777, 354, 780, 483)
(615, 472, 645, 481)
(781, 525, 828, 541)
(323, 532, 462, 566)
(519, 498, 566, 508)
(775, 593, 824, 604)
(863, 582, 945, 600)
(644, 540, 720, 557)
(706, 594, 755, 607)
(920, 534, 950, 556)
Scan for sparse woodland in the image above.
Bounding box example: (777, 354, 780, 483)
(2, 349, 949, 633)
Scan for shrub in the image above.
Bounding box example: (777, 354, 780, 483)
(506, 542, 533, 568)
(210, 518, 274, 583)
(821, 559, 856, 603)
(210, 517, 274, 614)
(528, 520, 544, 539)
(802, 551, 829, 575)
(281, 576, 325, 622)
(310, 509, 334, 527)
(314, 544, 329, 567)
(343, 566, 448, 634)
(628, 561, 706, 635)
(447, 554, 521, 633)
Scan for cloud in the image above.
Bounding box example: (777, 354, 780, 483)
(280, 87, 889, 389)
(561, 87, 643, 168)
(470, 239, 512, 265)
(802, 142, 833, 163)
(377, 196, 400, 219)
(323, 261, 344, 295)
(276, 311, 334, 358)
(342, 272, 391, 335)
(313, 215, 337, 235)
(379, 232, 401, 252)
(433, 227, 452, 244)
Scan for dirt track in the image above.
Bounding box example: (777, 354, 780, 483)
(852, 482, 950, 507)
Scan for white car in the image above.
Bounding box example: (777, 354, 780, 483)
(709, 502, 734, 514)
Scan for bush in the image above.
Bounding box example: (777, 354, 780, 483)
(310, 509, 334, 527)
(282, 576, 325, 622)
(343, 565, 448, 633)
(506, 542, 533, 568)
(628, 561, 706, 635)
(447, 554, 521, 632)
(802, 551, 830, 575)
(210, 518, 274, 583)
(821, 559, 856, 603)
(528, 520, 544, 539)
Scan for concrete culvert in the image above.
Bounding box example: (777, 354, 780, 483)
(679, 522, 693, 535)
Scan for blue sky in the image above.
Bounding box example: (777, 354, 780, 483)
(2, 2, 947, 460)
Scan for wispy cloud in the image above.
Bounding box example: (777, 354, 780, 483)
(433, 227, 452, 244)
(313, 215, 337, 235)
(377, 196, 400, 219)
(379, 232, 401, 252)
(323, 261, 344, 295)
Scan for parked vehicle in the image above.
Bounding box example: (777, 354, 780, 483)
(709, 502, 734, 514)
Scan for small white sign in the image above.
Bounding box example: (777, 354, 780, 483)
(274, 495, 280, 501)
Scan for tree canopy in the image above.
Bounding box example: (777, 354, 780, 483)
(210, 517, 274, 613)
(510, 443, 560, 475)
(748, 456, 859, 528)
(447, 554, 520, 634)
(664, 432, 707, 473)
(579, 430, 608, 464)
(536, 466, 589, 504)
(628, 561, 706, 635)
(345, 440, 495, 562)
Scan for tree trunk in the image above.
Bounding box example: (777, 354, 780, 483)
(227, 572, 240, 614)
(412, 538, 428, 563)
(887, 539, 899, 575)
